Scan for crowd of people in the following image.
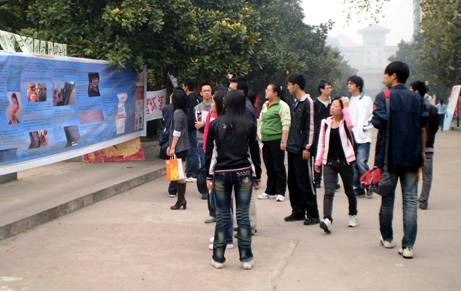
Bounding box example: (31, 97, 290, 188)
(160, 61, 438, 270)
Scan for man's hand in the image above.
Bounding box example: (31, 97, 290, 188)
(195, 121, 205, 130)
(302, 149, 310, 160)
(314, 165, 321, 173)
(253, 180, 261, 190)
(280, 141, 287, 151)
(206, 180, 213, 192)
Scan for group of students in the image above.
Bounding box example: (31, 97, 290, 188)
(161, 61, 438, 269)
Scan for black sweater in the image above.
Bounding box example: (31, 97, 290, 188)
(205, 116, 261, 180)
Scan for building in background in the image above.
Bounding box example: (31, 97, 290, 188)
(328, 25, 397, 98)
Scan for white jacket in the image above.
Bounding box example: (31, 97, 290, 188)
(349, 94, 373, 143)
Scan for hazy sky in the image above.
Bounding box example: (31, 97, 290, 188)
(301, 0, 414, 46)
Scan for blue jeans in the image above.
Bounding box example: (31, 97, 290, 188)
(379, 168, 418, 248)
(197, 142, 205, 169)
(212, 169, 253, 263)
(353, 142, 370, 193)
(186, 131, 199, 178)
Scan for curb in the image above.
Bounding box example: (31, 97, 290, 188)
(0, 167, 165, 241)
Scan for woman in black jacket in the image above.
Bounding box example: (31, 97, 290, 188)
(205, 90, 261, 270)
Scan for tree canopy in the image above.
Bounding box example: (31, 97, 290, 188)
(0, 0, 354, 94)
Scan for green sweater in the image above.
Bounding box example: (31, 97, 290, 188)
(260, 99, 291, 142)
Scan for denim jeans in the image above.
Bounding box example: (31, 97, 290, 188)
(419, 152, 433, 207)
(212, 169, 253, 263)
(186, 131, 199, 178)
(353, 142, 370, 193)
(197, 142, 205, 169)
(379, 167, 418, 248)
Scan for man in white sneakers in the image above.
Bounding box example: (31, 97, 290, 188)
(347, 75, 373, 198)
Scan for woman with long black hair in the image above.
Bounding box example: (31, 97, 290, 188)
(205, 90, 261, 270)
(167, 89, 190, 210)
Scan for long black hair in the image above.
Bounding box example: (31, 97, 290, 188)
(222, 89, 247, 131)
(172, 88, 187, 112)
(213, 90, 226, 116)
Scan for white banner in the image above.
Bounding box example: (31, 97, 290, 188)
(443, 85, 461, 131)
(145, 89, 166, 122)
(0, 30, 16, 52)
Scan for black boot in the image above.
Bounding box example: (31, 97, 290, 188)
(171, 183, 187, 210)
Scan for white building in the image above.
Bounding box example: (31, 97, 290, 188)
(330, 25, 398, 98)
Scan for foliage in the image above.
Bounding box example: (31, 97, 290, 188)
(0, 0, 354, 95)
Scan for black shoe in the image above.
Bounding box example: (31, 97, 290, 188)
(303, 217, 320, 225)
(170, 200, 187, 210)
(355, 189, 365, 198)
(284, 214, 305, 222)
(201, 192, 208, 200)
(365, 188, 373, 199)
(335, 183, 340, 190)
(419, 203, 428, 210)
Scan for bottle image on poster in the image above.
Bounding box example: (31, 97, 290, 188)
(116, 93, 127, 135)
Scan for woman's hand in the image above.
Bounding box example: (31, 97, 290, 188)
(341, 97, 350, 108)
(167, 146, 175, 157)
(314, 165, 321, 173)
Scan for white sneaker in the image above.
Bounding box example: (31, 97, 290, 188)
(398, 247, 414, 259)
(348, 215, 358, 227)
(275, 195, 285, 202)
(257, 193, 270, 200)
(211, 259, 224, 269)
(185, 177, 197, 183)
(209, 237, 214, 243)
(241, 259, 254, 270)
(380, 238, 394, 249)
(320, 218, 332, 234)
(227, 243, 234, 249)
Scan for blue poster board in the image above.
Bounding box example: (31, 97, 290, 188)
(0, 52, 143, 174)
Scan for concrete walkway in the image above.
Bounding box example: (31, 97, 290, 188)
(0, 131, 460, 291)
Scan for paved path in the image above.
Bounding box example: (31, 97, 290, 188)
(0, 131, 460, 291)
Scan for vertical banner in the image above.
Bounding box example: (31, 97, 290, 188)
(0, 52, 143, 175)
(145, 89, 166, 121)
(443, 85, 461, 131)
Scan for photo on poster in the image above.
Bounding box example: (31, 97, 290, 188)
(53, 82, 76, 106)
(64, 125, 80, 147)
(6, 92, 22, 125)
(27, 83, 47, 103)
(80, 109, 104, 124)
(29, 129, 48, 149)
(0, 148, 18, 162)
(88, 72, 101, 97)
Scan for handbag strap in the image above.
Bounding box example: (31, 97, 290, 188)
(383, 90, 391, 171)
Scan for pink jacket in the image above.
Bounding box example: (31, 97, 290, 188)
(315, 108, 356, 166)
(203, 110, 217, 151)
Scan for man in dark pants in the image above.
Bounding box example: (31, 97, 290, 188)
(312, 80, 333, 189)
(182, 80, 201, 182)
(284, 73, 320, 225)
(372, 61, 427, 259)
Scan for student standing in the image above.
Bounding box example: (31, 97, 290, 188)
(258, 83, 291, 202)
(167, 89, 191, 210)
(205, 90, 261, 270)
(284, 73, 320, 225)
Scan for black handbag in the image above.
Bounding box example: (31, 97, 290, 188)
(376, 89, 394, 196)
(196, 166, 208, 194)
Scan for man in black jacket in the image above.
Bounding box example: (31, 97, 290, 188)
(284, 73, 320, 225)
(312, 80, 333, 188)
(182, 80, 202, 182)
(409, 81, 439, 210)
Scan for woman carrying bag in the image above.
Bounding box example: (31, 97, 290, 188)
(314, 97, 358, 233)
(167, 89, 190, 210)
